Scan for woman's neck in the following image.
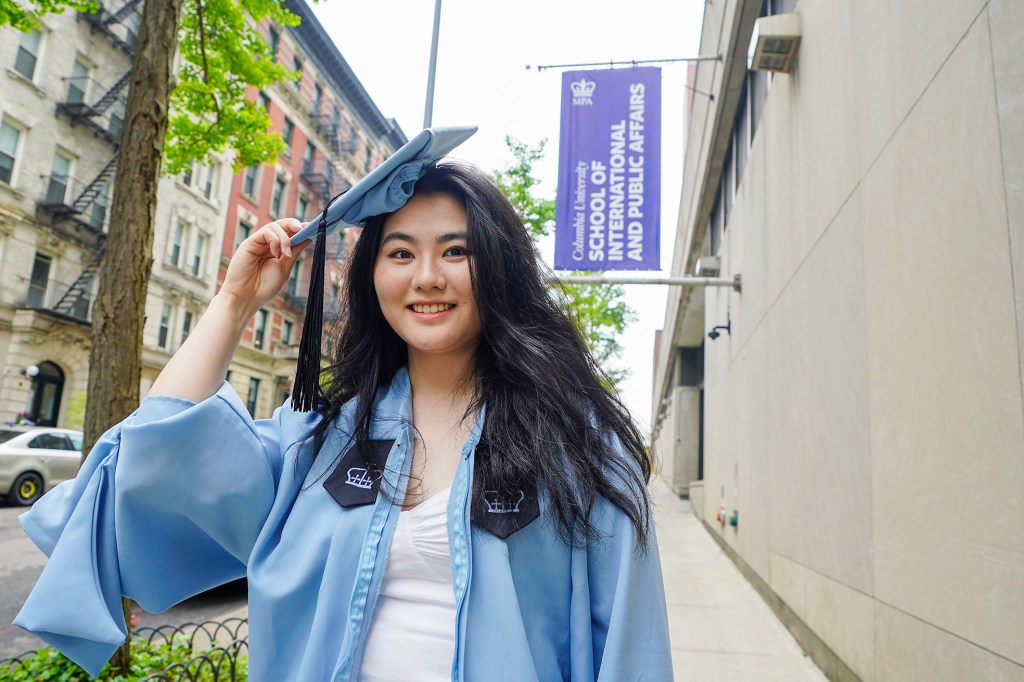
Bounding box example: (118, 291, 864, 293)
(406, 347, 476, 406)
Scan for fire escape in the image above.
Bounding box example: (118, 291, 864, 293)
(301, 105, 353, 203)
(29, 1, 141, 322)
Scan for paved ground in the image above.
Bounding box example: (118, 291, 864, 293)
(0, 503, 247, 659)
(650, 476, 827, 681)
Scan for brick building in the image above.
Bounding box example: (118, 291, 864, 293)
(219, 1, 405, 418)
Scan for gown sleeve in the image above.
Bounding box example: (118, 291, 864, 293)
(12, 382, 304, 677)
(587, 497, 674, 681)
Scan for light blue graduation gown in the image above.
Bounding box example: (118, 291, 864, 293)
(14, 368, 673, 681)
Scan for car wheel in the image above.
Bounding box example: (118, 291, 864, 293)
(12, 472, 44, 506)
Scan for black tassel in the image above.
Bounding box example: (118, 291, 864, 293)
(291, 194, 341, 412)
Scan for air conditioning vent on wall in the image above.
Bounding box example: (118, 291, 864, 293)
(750, 13, 801, 74)
(696, 256, 721, 277)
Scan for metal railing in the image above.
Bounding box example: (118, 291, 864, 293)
(81, 0, 142, 55)
(0, 618, 249, 681)
(37, 174, 110, 231)
(300, 154, 349, 202)
(56, 75, 128, 143)
(20, 277, 92, 321)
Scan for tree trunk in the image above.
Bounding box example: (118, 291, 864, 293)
(83, 0, 184, 674)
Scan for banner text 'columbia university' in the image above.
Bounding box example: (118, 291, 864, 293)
(555, 67, 661, 270)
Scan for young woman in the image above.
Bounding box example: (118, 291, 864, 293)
(16, 162, 673, 681)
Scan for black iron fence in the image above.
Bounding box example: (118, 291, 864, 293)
(0, 618, 249, 681)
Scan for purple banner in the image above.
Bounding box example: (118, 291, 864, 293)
(555, 67, 661, 270)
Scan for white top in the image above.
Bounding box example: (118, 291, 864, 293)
(360, 487, 457, 682)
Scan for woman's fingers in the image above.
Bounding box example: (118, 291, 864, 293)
(250, 220, 303, 260)
(267, 222, 293, 259)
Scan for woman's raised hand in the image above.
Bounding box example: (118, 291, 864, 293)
(218, 218, 312, 317)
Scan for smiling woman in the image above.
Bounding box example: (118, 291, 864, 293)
(14, 157, 673, 681)
(373, 193, 482, 363)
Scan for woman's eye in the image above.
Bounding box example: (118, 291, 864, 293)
(390, 249, 414, 260)
(444, 246, 468, 258)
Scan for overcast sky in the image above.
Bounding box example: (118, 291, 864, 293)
(311, 0, 705, 429)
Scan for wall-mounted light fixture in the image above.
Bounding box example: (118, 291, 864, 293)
(20, 365, 40, 378)
(750, 12, 801, 73)
(708, 321, 731, 341)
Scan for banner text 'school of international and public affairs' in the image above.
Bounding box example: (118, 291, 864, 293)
(555, 67, 661, 271)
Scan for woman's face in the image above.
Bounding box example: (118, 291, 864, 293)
(373, 193, 483, 360)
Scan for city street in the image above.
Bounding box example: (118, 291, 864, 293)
(0, 503, 247, 659)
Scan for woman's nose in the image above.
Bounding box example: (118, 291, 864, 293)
(412, 260, 446, 290)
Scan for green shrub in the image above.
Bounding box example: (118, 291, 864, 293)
(0, 638, 247, 681)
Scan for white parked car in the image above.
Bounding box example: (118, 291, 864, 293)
(0, 426, 83, 506)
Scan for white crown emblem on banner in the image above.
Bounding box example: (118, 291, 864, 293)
(483, 490, 526, 514)
(345, 467, 374, 490)
(570, 77, 597, 98)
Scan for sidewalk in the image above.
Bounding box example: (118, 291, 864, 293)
(651, 475, 827, 681)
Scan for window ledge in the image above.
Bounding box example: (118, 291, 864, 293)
(175, 180, 222, 211)
(0, 181, 26, 200)
(6, 68, 47, 98)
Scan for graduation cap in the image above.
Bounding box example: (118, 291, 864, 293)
(288, 125, 478, 412)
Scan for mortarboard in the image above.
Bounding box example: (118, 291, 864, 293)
(288, 125, 478, 412)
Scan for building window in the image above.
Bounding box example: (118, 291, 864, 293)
(282, 117, 294, 151)
(302, 143, 315, 173)
(364, 145, 372, 172)
(246, 377, 260, 416)
(297, 194, 309, 221)
(192, 232, 206, 276)
(282, 319, 293, 345)
(0, 120, 23, 185)
(288, 260, 301, 296)
(26, 253, 51, 307)
(271, 176, 286, 216)
(254, 309, 267, 349)
(235, 219, 252, 251)
(67, 58, 90, 104)
(47, 151, 73, 204)
(89, 180, 109, 230)
(181, 310, 193, 344)
(242, 166, 258, 197)
(171, 220, 185, 267)
(181, 161, 194, 187)
(204, 162, 218, 199)
(259, 91, 271, 111)
(158, 303, 172, 349)
(312, 84, 323, 115)
(14, 29, 41, 80)
(109, 97, 126, 140)
(268, 27, 279, 59)
(292, 57, 302, 90)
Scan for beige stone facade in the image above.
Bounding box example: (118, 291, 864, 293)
(0, 3, 233, 428)
(651, 0, 1024, 679)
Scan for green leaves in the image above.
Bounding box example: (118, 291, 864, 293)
(164, 0, 300, 174)
(0, 640, 249, 681)
(0, 0, 97, 32)
(494, 137, 636, 387)
(492, 136, 555, 238)
(1, 0, 307, 174)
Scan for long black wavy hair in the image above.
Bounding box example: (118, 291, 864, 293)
(307, 161, 652, 550)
